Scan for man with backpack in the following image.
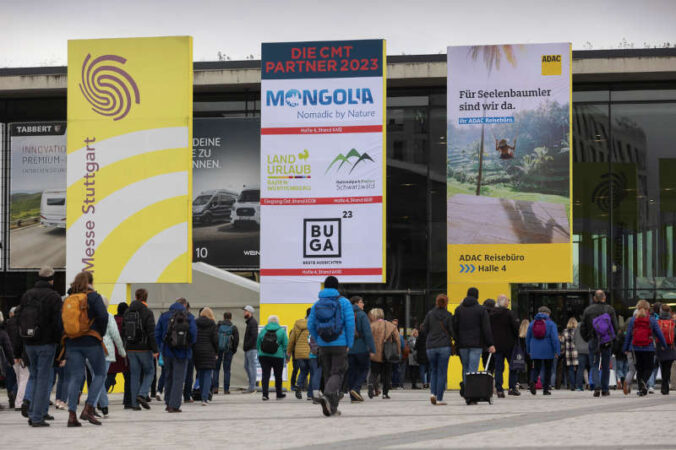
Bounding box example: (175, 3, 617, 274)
(16, 267, 62, 427)
(154, 298, 197, 413)
(526, 306, 559, 396)
(124, 289, 158, 410)
(213, 312, 239, 394)
(580, 290, 619, 397)
(347, 296, 376, 402)
(242, 305, 258, 394)
(307, 276, 355, 416)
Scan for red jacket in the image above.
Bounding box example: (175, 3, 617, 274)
(107, 315, 128, 374)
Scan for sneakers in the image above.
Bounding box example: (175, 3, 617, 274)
(349, 390, 364, 402)
(436, 401, 447, 405)
(382, 394, 391, 399)
(276, 393, 286, 400)
(319, 395, 331, 417)
(262, 395, 269, 401)
(137, 396, 150, 410)
(155, 394, 162, 402)
(201, 401, 208, 406)
(543, 390, 551, 396)
(529, 383, 536, 395)
(497, 391, 505, 398)
(295, 389, 302, 400)
(101, 406, 109, 418)
(55, 400, 67, 410)
(648, 387, 655, 394)
(508, 389, 521, 396)
(367, 384, 375, 399)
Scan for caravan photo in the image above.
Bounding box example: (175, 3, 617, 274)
(40, 189, 66, 228)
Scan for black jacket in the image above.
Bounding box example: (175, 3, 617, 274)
(453, 296, 494, 349)
(487, 306, 519, 353)
(193, 316, 218, 369)
(0, 328, 15, 363)
(216, 320, 239, 354)
(16, 280, 63, 346)
(421, 307, 455, 350)
(243, 316, 258, 352)
(579, 302, 619, 343)
(414, 329, 429, 365)
(123, 300, 159, 353)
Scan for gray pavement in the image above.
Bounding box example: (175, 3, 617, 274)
(1, 389, 674, 449)
(9, 224, 65, 268)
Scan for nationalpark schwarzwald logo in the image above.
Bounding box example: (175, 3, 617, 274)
(325, 149, 374, 174)
(79, 54, 140, 121)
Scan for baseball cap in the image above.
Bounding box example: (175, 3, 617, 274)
(39, 266, 55, 279)
(242, 305, 255, 314)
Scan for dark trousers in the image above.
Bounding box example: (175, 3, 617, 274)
(259, 356, 283, 398)
(157, 366, 166, 394)
(347, 353, 371, 393)
(531, 359, 553, 390)
(123, 371, 131, 406)
(319, 346, 348, 396)
(494, 351, 517, 392)
(634, 351, 654, 392)
(369, 361, 392, 395)
(290, 358, 299, 388)
(164, 356, 187, 410)
(660, 360, 674, 393)
(183, 359, 194, 401)
(213, 351, 234, 392)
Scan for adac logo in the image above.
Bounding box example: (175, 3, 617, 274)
(266, 88, 374, 107)
(325, 148, 374, 174)
(541, 54, 562, 76)
(79, 54, 140, 121)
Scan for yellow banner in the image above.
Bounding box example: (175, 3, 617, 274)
(66, 37, 193, 287)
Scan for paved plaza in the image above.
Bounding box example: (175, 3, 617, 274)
(1, 389, 674, 449)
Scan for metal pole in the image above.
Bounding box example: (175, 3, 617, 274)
(405, 290, 411, 337)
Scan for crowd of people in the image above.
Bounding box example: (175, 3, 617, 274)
(1, 270, 675, 425)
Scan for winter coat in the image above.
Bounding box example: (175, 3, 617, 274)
(123, 300, 158, 353)
(526, 313, 560, 360)
(64, 291, 108, 347)
(257, 322, 288, 359)
(414, 329, 429, 365)
(573, 323, 589, 354)
(193, 317, 219, 369)
(453, 296, 494, 349)
(288, 319, 311, 360)
(243, 316, 258, 352)
(307, 288, 355, 349)
(623, 316, 667, 353)
(487, 306, 519, 353)
(421, 307, 454, 350)
(216, 320, 239, 354)
(562, 328, 578, 366)
(580, 302, 619, 343)
(154, 302, 198, 360)
(108, 315, 128, 374)
(370, 320, 400, 363)
(17, 280, 63, 346)
(5, 316, 23, 364)
(103, 312, 126, 363)
(655, 315, 676, 361)
(349, 304, 376, 355)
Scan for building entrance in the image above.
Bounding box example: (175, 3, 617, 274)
(516, 289, 593, 327)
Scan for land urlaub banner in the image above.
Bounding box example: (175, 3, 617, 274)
(447, 43, 572, 283)
(66, 36, 193, 299)
(260, 40, 386, 303)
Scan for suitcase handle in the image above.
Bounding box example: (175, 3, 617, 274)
(484, 352, 492, 371)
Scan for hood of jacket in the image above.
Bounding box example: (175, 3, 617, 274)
(169, 302, 187, 313)
(263, 322, 281, 332)
(461, 296, 479, 307)
(128, 300, 148, 313)
(294, 318, 308, 330)
(534, 312, 550, 321)
(196, 316, 214, 329)
(319, 287, 341, 299)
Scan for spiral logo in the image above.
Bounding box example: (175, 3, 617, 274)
(591, 172, 627, 213)
(79, 54, 140, 121)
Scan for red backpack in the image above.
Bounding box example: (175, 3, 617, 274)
(658, 319, 675, 346)
(532, 319, 547, 339)
(632, 316, 652, 347)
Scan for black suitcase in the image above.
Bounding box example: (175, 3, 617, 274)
(463, 354, 494, 405)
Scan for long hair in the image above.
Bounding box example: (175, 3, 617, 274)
(518, 319, 529, 338)
(70, 272, 90, 294)
(566, 317, 578, 329)
(436, 294, 448, 309)
(200, 307, 216, 321)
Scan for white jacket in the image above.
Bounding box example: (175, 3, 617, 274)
(103, 312, 126, 362)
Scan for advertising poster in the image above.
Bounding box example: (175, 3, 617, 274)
(192, 118, 260, 269)
(9, 122, 67, 269)
(66, 36, 193, 290)
(447, 43, 572, 283)
(260, 39, 387, 303)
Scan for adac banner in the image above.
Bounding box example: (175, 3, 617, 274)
(66, 36, 193, 291)
(447, 43, 572, 283)
(260, 39, 386, 302)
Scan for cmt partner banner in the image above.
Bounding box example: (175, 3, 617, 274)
(260, 39, 386, 303)
(447, 43, 572, 283)
(66, 37, 193, 287)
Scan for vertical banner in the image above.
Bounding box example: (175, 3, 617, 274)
(447, 43, 572, 283)
(66, 36, 193, 290)
(260, 39, 386, 303)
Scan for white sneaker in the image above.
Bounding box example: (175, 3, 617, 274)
(201, 401, 208, 406)
(648, 387, 655, 394)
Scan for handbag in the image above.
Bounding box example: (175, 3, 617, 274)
(510, 342, 526, 372)
(383, 332, 400, 364)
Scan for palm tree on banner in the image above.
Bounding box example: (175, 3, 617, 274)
(467, 45, 517, 195)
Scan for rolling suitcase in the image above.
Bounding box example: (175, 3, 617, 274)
(463, 353, 494, 405)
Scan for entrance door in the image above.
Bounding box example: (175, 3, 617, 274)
(516, 290, 592, 327)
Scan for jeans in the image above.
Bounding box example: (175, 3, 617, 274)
(196, 369, 213, 401)
(158, 367, 166, 394)
(25, 344, 57, 423)
(418, 363, 429, 385)
(308, 358, 322, 398)
(183, 358, 194, 401)
(576, 353, 594, 389)
(129, 351, 155, 406)
(54, 366, 66, 401)
(95, 362, 111, 408)
(295, 359, 310, 391)
(244, 350, 258, 391)
(164, 356, 188, 410)
(615, 359, 629, 381)
(458, 347, 482, 384)
(591, 343, 612, 392)
(493, 351, 517, 392)
(391, 360, 401, 386)
(290, 358, 299, 388)
(427, 346, 452, 401)
(259, 356, 284, 398)
(347, 353, 371, 394)
(65, 344, 106, 412)
(213, 351, 234, 392)
(531, 359, 553, 389)
(567, 365, 578, 388)
(319, 346, 348, 396)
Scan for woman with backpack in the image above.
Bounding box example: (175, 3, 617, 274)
(526, 306, 559, 395)
(194, 307, 219, 405)
(622, 300, 667, 396)
(656, 304, 675, 395)
(257, 315, 288, 400)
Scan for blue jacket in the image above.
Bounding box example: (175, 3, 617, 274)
(349, 304, 376, 355)
(622, 316, 667, 352)
(154, 302, 198, 360)
(308, 288, 355, 348)
(526, 313, 559, 359)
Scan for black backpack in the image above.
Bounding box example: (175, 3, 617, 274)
(260, 329, 279, 354)
(166, 310, 191, 349)
(18, 296, 42, 342)
(123, 311, 146, 346)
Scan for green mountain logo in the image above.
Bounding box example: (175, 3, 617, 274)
(325, 148, 375, 174)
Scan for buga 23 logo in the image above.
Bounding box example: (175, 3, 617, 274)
(266, 88, 373, 107)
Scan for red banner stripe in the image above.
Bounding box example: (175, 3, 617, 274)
(261, 125, 382, 135)
(261, 196, 382, 205)
(260, 268, 382, 276)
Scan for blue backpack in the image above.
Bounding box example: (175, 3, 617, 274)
(315, 296, 344, 342)
(218, 324, 234, 352)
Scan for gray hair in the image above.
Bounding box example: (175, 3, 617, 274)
(267, 315, 279, 325)
(497, 295, 509, 308)
(538, 306, 551, 315)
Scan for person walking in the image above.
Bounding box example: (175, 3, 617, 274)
(6, 307, 24, 410)
(257, 315, 288, 401)
(367, 309, 400, 400)
(574, 320, 592, 391)
(308, 334, 322, 402)
(453, 287, 495, 388)
(613, 321, 629, 392)
(214, 312, 238, 395)
(580, 290, 619, 397)
(0, 318, 16, 410)
(562, 318, 579, 391)
(96, 296, 126, 417)
(124, 289, 158, 411)
(407, 329, 421, 389)
(242, 305, 258, 394)
(421, 294, 454, 405)
(487, 294, 520, 398)
(526, 306, 559, 396)
(307, 276, 355, 417)
(194, 307, 218, 405)
(154, 298, 197, 413)
(415, 328, 430, 389)
(288, 308, 312, 399)
(347, 296, 376, 402)
(656, 304, 675, 395)
(109, 302, 131, 408)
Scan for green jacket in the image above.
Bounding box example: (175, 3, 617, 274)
(256, 322, 288, 359)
